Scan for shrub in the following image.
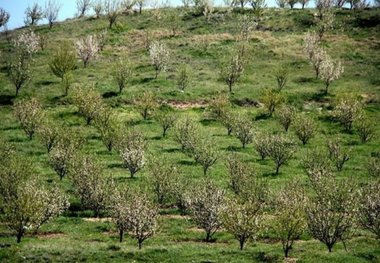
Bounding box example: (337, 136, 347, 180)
(367, 157, 380, 178)
(37, 119, 60, 153)
(174, 116, 199, 152)
(208, 93, 231, 120)
(226, 153, 252, 195)
(8, 54, 31, 96)
(220, 109, 236, 136)
(192, 134, 219, 175)
(94, 107, 120, 152)
(13, 98, 44, 139)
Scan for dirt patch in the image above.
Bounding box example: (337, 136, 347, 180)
(82, 217, 112, 222)
(161, 214, 190, 220)
(166, 99, 209, 109)
(35, 232, 66, 239)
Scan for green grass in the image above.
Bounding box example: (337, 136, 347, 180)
(0, 7, 379, 262)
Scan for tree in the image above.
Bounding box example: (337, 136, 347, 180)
(113, 58, 133, 94)
(326, 137, 351, 171)
(97, 29, 108, 51)
(233, 114, 254, 148)
(0, 152, 68, 243)
(261, 88, 285, 117)
(24, 3, 44, 26)
(149, 41, 170, 79)
(75, 35, 99, 68)
(72, 86, 104, 125)
(355, 114, 375, 143)
(220, 109, 236, 136)
(192, 134, 219, 175)
(333, 96, 361, 132)
(117, 129, 147, 178)
(222, 197, 264, 250)
(233, 0, 249, 8)
(111, 190, 159, 249)
(148, 157, 180, 206)
(49, 129, 84, 180)
(188, 180, 226, 242)
(294, 114, 317, 145)
(70, 155, 115, 216)
(94, 106, 120, 152)
(93, 0, 103, 18)
(76, 0, 92, 17)
(8, 55, 32, 97)
(314, 1, 334, 41)
(268, 134, 296, 175)
(44, 0, 61, 29)
(253, 132, 271, 160)
(37, 119, 60, 153)
(276, 0, 287, 7)
(134, 91, 158, 120)
(174, 116, 199, 152)
(299, 0, 310, 8)
(208, 93, 231, 120)
(276, 104, 296, 132)
(177, 65, 190, 92)
(275, 64, 289, 91)
(250, 0, 266, 22)
(105, 0, 122, 29)
(303, 149, 333, 181)
(359, 180, 380, 239)
(0, 8, 10, 29)
(155, 110, 178, 137)
(319, 55, 344, 95)
(237, 15, 256, 42)
(307, 176, 359, 252)
(13, 98, 44, 139)
(287, 0, 298, 8)
(49, 41, 77, 95)
(13, 30, 40, 58)
(304, 32, 325, 79)
(220, 51, 245, 93)
(274, 179, 308, 257)
(226, 153, 252, 194)
(135, 0, 146, 14)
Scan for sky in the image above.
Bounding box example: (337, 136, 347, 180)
(0, 0, 375, 30)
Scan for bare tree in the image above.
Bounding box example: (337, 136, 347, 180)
(192, 134, 219, 175)
(93, 0, 103, 18)
(276, 104, 296, 132)
(319, 55, 344, 95)
(104, 0, 121, 29)
(253, 132, 271, 160)
(0, 8, 10, 29)
(134, 91, 158, 120)
(326, 137, 351, 171)
(220, 51, 245, 93)
(44, 0, 61, 29)
(37, 119, 60, 153)
(25, 3, 44, 26)
(275, 64, 289, 91)
(155, 110, 178, 137)
(75, 35, 100, 68)
(76, 0, 92, 18)
(359, 181, 380, 239)
(294, 114, 317, 145)
(113, 58, 133, 94)
(226, 153, 252, 194)
(268, 134, 297, 175)
(355, 114, 375, 143)
(333, 96, 361, 132)
(233, 114, 254, 148)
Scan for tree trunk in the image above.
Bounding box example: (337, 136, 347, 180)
(275, 164, 280, 175)
(324, 82, 330, 95)
(203, 167, 208, 176)
(119, 229, 124, 243)
(16, 231, 23, 243)
(239, 237, 245, 250)
(138, 239, 143, 249)
(205, 231, 211, 242)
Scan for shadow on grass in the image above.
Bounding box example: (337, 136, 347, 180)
(108, 163, 123, 169)
(0, 94, 15, 106)
(255, 113, 271, 121)
(103, 91, 118, 98)
(37, 80, 55, 86)
(163, 147, 181, 153)
(178, 160, 196, 166)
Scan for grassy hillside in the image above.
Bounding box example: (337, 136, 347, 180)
(0, 7, 379, 262)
